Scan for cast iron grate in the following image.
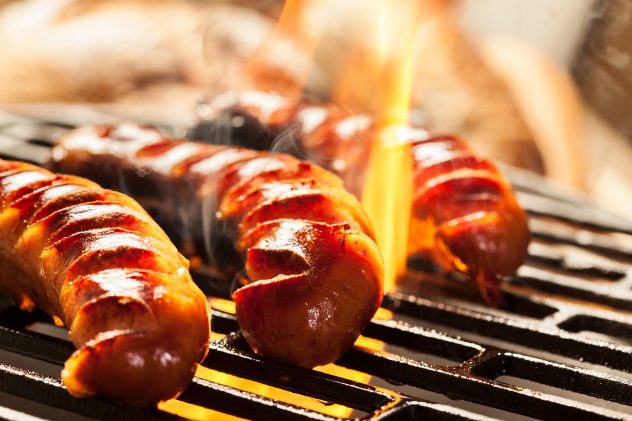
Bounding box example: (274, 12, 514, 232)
(0, 115, 631, 420)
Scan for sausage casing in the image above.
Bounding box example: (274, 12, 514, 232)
(0, 160, 211, 406)
(196, 91, 530, 303)
(52, 124, 384, 368)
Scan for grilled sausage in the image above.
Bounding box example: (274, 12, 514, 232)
(192, 91, 370, 196)
(406, 129, 529, 304)
(196, 91, 530, 304)
(0, 160, 211, 406)
(51, 123, 384, 368)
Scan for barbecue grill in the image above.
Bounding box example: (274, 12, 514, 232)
(0, 112, 631, 420)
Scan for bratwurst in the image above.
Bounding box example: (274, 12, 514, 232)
(197, 91, 530, 304)
(51, 124, 384, 368)
(0, 159, 211, 406)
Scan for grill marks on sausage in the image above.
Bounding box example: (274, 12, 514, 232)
(52, 124, 384, 368)
(0, 160, 210, 406)
(197, 91, 530, 304)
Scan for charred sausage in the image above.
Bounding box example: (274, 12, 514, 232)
(196, 91, 530, 304)
(406, 130, 529, 304)
(52, 124, 384, 368)
(0, 159, 211, 406)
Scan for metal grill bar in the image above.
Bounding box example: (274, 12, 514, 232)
(338, 349, 626, 421)
(0, 363, 175, 421)
(505, 165, 632, 235)
(0, 116, 630, 420)
(206, 337, 394, 413)
(515, 190, 632, 236)
(3, 292, 632, 420)
(382, 293, 632, 372)
(528, 219, 632, 261)
(0, 298, 485, 420)
(471, 353, 632, 403)
(510, 268, 632, 312)
(180, 377, 337, 421)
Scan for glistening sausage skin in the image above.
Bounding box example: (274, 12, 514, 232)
(52, 124, 384, 368)
(0, 160, 211, 406)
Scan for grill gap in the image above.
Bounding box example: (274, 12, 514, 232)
(558, 315, 632, 343)
(470, 353, 632, 406)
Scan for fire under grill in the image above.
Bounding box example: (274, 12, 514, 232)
(0, 115, 631, 420)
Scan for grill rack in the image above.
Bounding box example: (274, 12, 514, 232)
(0, 116, 631, 420)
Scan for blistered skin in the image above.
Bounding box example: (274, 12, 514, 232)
(0, 160, 211, 406)
(197, 91, 530, 304)
(52, 124, 384, 368)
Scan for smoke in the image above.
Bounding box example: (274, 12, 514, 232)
(200, 189, 219, 267)
(267, 102, 375, 198)
(269, 126, 306, 158)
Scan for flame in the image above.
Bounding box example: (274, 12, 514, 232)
(242, 0, 322, 99)
(362, 130, 413, 293)
(360, 2, 421, 293)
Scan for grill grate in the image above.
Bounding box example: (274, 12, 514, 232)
(0, 114, 631, 420)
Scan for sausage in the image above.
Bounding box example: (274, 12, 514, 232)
(51, 123, 384, 368)
(196, 91, 530, 304)
(192, 91, 371, 196)
(0, 160, 211, 406)
(406, 130, 529, 305)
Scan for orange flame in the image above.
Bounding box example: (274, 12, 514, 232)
(242, 0, 321, 100)
(360, 2, 421, 293)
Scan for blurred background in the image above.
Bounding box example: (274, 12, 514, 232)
(0, 0, 630, 217)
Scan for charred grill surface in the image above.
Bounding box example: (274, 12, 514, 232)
(0, 117, 631, 420)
